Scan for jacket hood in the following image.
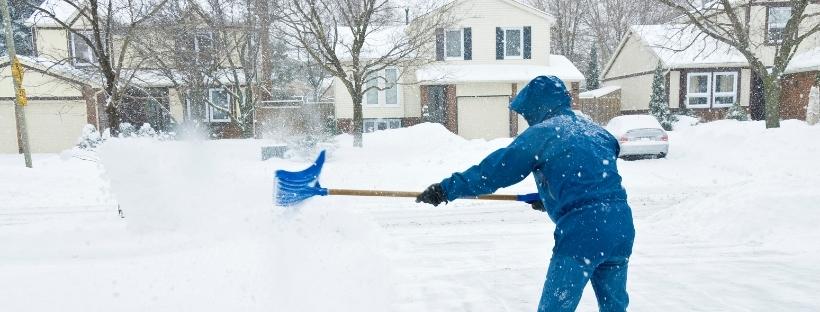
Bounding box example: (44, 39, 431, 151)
(509, 75, 573, 126)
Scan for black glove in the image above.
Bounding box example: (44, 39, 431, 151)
(416, 183, 447, 206)
(527, 200, 545, 212)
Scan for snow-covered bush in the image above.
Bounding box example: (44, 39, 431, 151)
(808, 86, 819, 126)
(76, 124, 103, 150)
(725, 101, 749, 121)
(648, 63, 677, 130)
(136, 123, 157, 137)
(118, 122, 136, 137)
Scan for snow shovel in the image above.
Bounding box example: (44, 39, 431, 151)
(275, 150, 540, 206)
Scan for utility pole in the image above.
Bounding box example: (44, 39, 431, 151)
(1, 0, 32, 168)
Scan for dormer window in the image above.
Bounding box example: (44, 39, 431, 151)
(69, 31, 97, 66)
(767, 6, 792, 44)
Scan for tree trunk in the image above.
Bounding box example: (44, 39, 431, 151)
(106, 86, 121, 136)
(762, 75, 782, 129)
(352, 95, 363, 147)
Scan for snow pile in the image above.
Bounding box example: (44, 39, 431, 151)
(637, 120, 820, 250)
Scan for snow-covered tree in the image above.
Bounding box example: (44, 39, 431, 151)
(279, 0, 456, 147)
(725, 101, 748, 121)
(584, 46, 599, 90)
(648, 63, 676, 131)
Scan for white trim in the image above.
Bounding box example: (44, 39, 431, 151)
(711, 71, 737, 108)
(767, 6, 792, 44)
(685, 72, 711, 108)
(502, 27, 524, 60)
(443, 28, 464, 60)
(207, 88, 231, 122)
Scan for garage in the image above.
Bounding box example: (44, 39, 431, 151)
(456, 96, 510, 140)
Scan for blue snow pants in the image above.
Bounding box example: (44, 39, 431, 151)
(537, 201, 634, 312)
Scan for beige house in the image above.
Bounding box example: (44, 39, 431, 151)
(601, 1, 820, 121)
(1, 0, 253, 154)
(332, 0, 584, 140)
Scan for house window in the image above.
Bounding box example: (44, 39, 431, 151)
(70, 31, 96, 66)
(208, 88, 230, 122)
(503, 27, 523, 59)
(385, 68, 398, 105)
(366, 73, 379, 105)
(194, 32, 214, 63)
(363, 118, 402, 133)
(364, 68, 401, 107)
(686, 73, 711, 107)
(712, 72, 738, 107)
(685, 71, 738, 108)
(444, 29, 463, 60)
(767, 6, 792, 44)
(178, 31, 214, 65)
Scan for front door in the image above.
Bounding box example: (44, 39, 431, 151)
(425, 85, 446, 125)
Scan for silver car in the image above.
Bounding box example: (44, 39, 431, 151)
(605, 115, 669, 159)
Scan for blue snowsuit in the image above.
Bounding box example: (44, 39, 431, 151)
(439, 76, 635, 311)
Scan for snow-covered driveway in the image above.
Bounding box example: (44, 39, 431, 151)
(1, 121, 818, 311)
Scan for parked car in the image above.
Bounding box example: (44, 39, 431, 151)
(605, 115, 669, 159)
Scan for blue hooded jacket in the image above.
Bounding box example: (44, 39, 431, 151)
(439, 76, 633, 257)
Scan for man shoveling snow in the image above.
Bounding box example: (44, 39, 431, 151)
(416, 75, 635, 312)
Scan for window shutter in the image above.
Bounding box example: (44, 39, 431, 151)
(523, 26, 531, 59)
(463, 27, 472, 60)
(496, 27, 504, 60)
(435, 28, 444, 61)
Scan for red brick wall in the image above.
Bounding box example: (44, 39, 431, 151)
(780, 71, 818, 120)
(402, 117, 422, 127)
(336, 118, 353, 133)
(445, 85, 458, 134)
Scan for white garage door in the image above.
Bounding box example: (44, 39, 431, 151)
(457, 96, 510, 140)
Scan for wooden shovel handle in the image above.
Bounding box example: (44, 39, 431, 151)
(326, 189, 521, 201)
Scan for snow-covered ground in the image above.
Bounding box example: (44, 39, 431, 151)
(1, 120, 819, 311)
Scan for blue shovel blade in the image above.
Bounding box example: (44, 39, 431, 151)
(274, 151, 328, 206)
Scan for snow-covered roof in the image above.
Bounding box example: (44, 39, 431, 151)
(630, 24, 748, 69)
(785, 47, 820, 74)
(579, 86, 620, 99)
(1, 55, 100, 86)
(416, 55, 584, 84)
(25, 0, 80, 27)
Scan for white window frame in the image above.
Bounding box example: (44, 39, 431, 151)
(502, 27, 524, 59)
(363, 68, 402, 108)
(767, 6, 792, 44)
(363, 118, 402, 133)
(711, 71, 738, 108)
(70, 31, 97, 67)
(686, 72, 711, 108)
(207, 88, 231, 122)
(443, 28, 464, 60)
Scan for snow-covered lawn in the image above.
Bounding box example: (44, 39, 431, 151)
(1, 120, 819, 311)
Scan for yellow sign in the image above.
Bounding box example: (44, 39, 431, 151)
(11, 58, 23, 83)
(17, 87, 27, 107)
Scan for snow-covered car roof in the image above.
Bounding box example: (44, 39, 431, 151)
(606, 115, 664, 136)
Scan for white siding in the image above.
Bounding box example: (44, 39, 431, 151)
(604, 35, 660, 80)
(668, 70, 680, 109)
(448, 0, 551, 66)
(603, 74, 654, 111)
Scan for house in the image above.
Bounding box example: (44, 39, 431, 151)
(600, 2, 820, 121)
(331, 0, 584, 140)
(1, 0, 254, 153)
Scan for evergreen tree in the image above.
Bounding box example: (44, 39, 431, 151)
(0, 0, 35, 56)
(585, 46, 600, 90)
(648, 62, 677, 130)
